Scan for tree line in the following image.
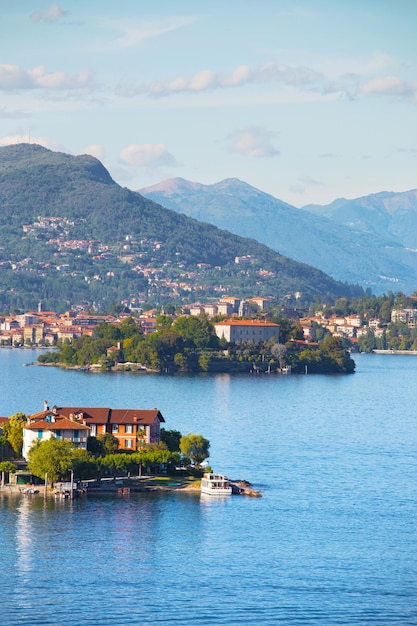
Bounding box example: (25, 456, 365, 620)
(37, 313, 355, 374)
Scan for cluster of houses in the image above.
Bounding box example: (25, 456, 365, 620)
(0, 295, 273, 346)
(0, 309, 119, 346)
(21, 401, 165, 460)
(2, 295, 413, 350)
(299, 312, 385, 342)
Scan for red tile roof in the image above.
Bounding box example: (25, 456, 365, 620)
(54, 406, 165, 425)
(25, 416, 89, 431)
(215, 319, 279, 327)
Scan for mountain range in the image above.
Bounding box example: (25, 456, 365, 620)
(0, 144, 360, 313)
(140, 178, 417, 295)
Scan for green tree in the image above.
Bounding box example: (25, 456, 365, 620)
(155, 315, 173, 331)
(173, 315, 216, 349)
(0, 435, 12, 461)
(86, 436, 106, 456)
(119, 316, 140, 339)
(72, 450, 99, 480)
(180, 433, 210, 466)
(3, 412, 26, 456)
(0, 461, 17, 486)
(320, 336, 355, 373)
(174, 352, 188, 370)
(94, 322, 122, 342)
(160, 428, 182, 452)
(60, 343, 76, 365)
(97, 433, 119, 454)
(290, 323, 304, 341)
(198, 353, 211, 371)
(271, 316, 293, 343)
(28, 439, 75, 484)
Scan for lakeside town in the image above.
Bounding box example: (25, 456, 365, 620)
(1, 294, 417, 354)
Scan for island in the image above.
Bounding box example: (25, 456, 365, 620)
(0, 404, 261, 498)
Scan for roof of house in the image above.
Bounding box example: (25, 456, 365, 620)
(25, 415, 89, 431)
(214, 319, 279, 327)
(56, 406, 165, 425)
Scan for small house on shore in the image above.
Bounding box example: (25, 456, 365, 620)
(22, 402, 165, 459)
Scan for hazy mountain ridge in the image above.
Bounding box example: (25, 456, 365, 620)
(140, 178, 417, 294)
(0, 144, 360, 311)
(303, 190, 417, 250)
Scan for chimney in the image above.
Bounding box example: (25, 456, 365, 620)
(44, 400, 49, 411)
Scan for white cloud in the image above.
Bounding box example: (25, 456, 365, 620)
(0, 134, 65, 151)
(117, 55, 417, 107)
(30, 3, 68, 23)
(105, 16, 198, 49)
(0, 64, 92, 91)
(361, 76, 416, 96)
(79, 144, 105, 160)
(119, 144, 178, 168)
(126, 61, 325, 98)
(228, 126, 279, 158)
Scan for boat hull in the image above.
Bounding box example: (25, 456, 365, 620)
(201, 473, 232, 496)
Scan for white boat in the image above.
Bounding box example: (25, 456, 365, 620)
(201, 472, 232, 496)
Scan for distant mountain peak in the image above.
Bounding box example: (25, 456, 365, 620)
(139, 177, 203, 197)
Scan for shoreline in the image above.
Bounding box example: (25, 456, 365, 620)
(1, 476, 262, 498)
(372, 349, 417, 355)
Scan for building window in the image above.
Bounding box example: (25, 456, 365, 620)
(125, 439, 133, 449)
(90, 424, 97, 436)
(125, 424, 133, 434)
(112, 424, 119, 434)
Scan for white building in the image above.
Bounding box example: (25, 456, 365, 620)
(214, 319, 279, 343)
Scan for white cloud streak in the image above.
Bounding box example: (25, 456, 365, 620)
(0, 65, 92, 91)
(117, 58, 417, 105)
(106, 16, 198, 49)
(119, 62, 325, 98)
(30, 3, 68, 23)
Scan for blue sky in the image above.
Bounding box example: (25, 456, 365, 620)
(2, 0, 417, 206)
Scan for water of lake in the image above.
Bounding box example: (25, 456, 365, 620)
(1, 350, 416, 625)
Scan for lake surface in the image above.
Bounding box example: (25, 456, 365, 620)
(1, 350, 417, 625)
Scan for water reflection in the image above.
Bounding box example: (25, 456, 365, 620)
(15, 497, 33, 578)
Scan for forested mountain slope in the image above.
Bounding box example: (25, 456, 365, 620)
(0, 144, 361, 312)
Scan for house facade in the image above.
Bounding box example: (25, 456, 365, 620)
(23, 408, 90, 459)
(23, 403, 165, 458)
(214, 319, 280, 343)
(54, 405, 165, 451)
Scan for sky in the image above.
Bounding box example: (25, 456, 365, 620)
(1, 0, 417, 207)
